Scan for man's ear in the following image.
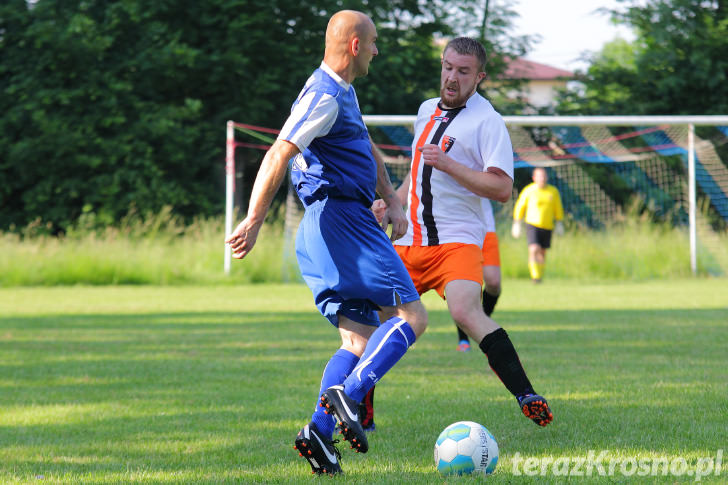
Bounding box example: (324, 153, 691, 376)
(351, 37, 360, 56)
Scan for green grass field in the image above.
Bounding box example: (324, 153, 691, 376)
(2, 281, 726, 483)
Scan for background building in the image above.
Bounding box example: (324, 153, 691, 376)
(485, 58, 574, 110)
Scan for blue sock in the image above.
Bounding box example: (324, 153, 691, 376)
(342, 317, 416, 402)
(311, 348, 359, 438)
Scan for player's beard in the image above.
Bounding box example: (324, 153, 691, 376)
(440, 81, 474, 109)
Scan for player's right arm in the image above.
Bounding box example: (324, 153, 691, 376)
(395, 171, 410, 207)
(512, 185, 529, 222)
(418, 145, 513, 202)
(227, 82, 338, 259)
(511, 185, 530, 238)
(225, 140, 300, 259)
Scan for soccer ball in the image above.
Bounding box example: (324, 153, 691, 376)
(434, 421, 499, 476)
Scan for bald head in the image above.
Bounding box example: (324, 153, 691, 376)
(324, 10, 378, 82)
(326, 10, 372, 50)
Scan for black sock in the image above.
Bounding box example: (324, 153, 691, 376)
(456, 326, 469, 342)
(482, 290, 500, 317)
(479, 328, 534, 397)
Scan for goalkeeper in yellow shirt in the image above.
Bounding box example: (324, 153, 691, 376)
(512, 167, 564, 283)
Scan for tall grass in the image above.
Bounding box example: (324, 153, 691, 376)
(501, 216, 726, 280)
(1, 208, 288, 286)
(2, 209, 725, 286)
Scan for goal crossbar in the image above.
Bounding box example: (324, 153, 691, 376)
(363, 115, 728, 126)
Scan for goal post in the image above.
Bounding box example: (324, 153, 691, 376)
(224, 120, 235, 275)
(224, 120, 279, 275)
(225, 115, 728, 277)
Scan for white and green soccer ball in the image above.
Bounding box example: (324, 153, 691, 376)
(434, 421, 499, 476)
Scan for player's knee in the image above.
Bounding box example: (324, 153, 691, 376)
(347, 343, 367, 357)
(483, 276, 501, 294)
(410, 309, 428, 338)
(484, 283, 501, 296)
(338, 332, 369, 357)
(397, 300, 428, 338)
(338, 317, 376, 356)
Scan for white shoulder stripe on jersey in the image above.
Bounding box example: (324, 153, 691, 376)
(279, 91, 338, 152)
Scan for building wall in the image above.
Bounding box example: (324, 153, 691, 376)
(531, 80, 565, 107)
(484, 79, 570, 110)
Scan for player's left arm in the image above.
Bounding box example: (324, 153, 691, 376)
(553, 187, 565, 221)
(552, 186, 565, 235)
(371, 135, 407, 240)
(418, 144, 512, 202)
(371, 171, 409, 225)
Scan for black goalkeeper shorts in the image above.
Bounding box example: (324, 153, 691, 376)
(526, 223, 552, 249)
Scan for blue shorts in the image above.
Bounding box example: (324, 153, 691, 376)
(296, 198, 419, 327)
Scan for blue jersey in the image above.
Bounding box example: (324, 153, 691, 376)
(277, 63, 418, 327)
(278, 63, 377, 207)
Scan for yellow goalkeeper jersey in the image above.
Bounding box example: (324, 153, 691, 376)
(513, 183, 564, 230)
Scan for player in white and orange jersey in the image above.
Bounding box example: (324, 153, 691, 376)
(375, 37, 553, 427)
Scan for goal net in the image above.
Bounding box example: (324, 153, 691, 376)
(225, 116, 728, 278)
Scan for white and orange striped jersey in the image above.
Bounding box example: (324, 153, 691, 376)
(395, 93, 513, 248)
(482, 198, 495, 234)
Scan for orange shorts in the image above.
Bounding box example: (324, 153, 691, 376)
(395, 243, 483, 299)
(481, 232, 501, 267)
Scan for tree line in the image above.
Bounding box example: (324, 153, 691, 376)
(1, 0, 725, 233)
